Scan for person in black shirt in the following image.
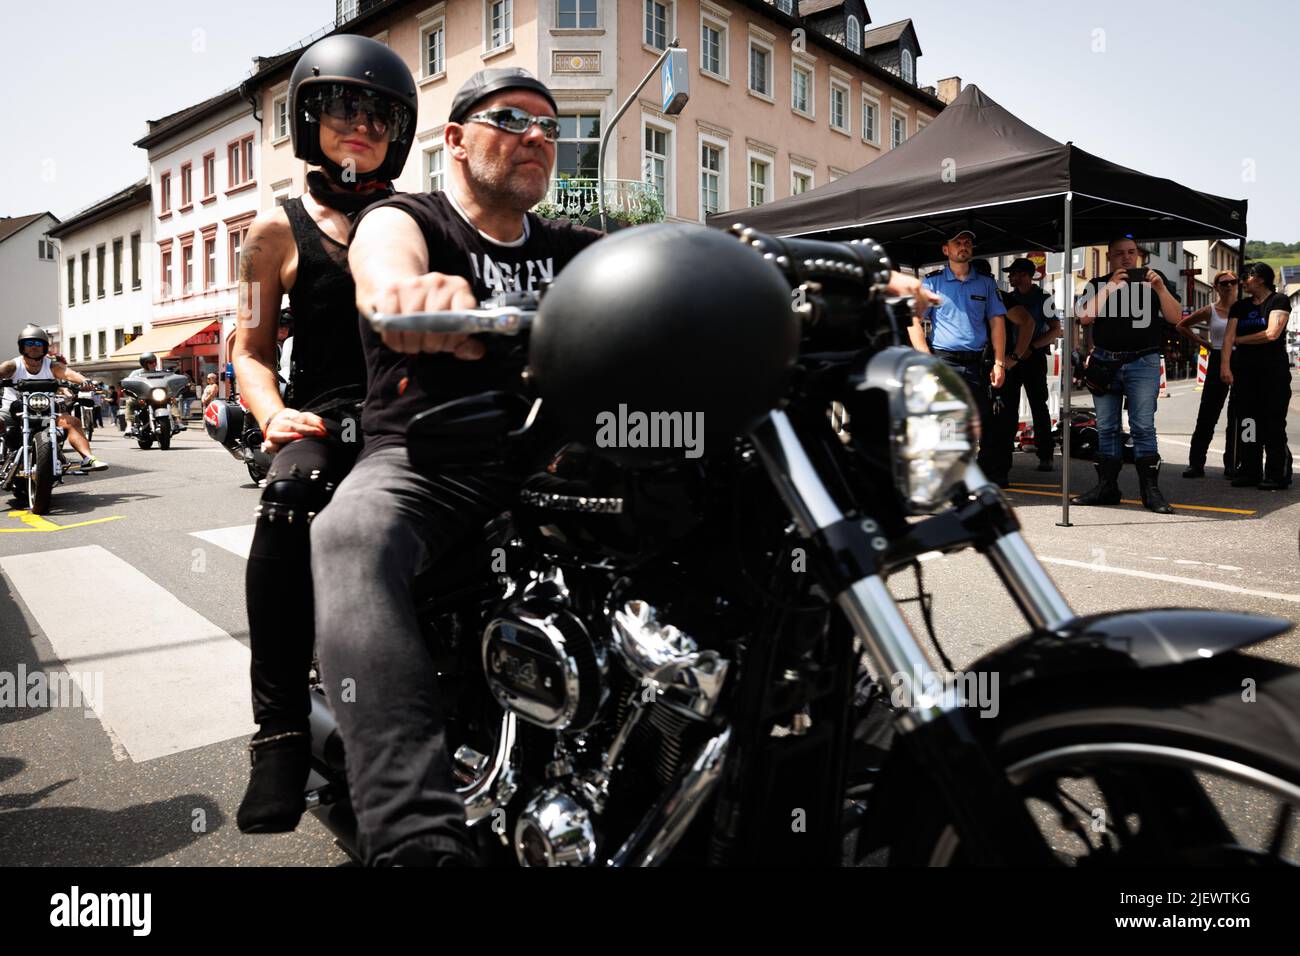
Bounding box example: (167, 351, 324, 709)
(309, 68, 602, 867)
(230, 36, 417, 834)
(1002, 258, 1062, 471)
(1072, 235, 1182, 513)
(1221, 261, 1293, 489)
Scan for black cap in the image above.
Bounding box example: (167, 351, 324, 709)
(448, 68, 558, 124)
(971, 258, 993, 277)
(1004, 257, 1037, 274)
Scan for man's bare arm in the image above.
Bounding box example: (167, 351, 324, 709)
(0, 359, 16, 378)
(350, 207, 430, 313)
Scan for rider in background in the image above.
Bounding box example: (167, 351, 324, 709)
(0, 325, 108, 470)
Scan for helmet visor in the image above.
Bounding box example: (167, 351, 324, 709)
(303, 84, 412, 143)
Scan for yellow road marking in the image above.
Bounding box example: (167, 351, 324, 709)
(1, 510, 125, 533)
(1003, 487, 1256, 515)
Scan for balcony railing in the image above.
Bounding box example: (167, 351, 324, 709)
(533, 178, 665, 227)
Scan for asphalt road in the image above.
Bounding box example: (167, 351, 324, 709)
(0, 376, 1296, 866)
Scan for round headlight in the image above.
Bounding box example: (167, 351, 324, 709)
(150, 388, 167, 402)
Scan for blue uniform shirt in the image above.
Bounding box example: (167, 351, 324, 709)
(922, 266, 1007, 351)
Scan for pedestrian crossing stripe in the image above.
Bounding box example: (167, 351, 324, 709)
(0, 544, 255, 762)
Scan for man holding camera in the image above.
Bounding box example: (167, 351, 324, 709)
(1073, 235, 1182, 513)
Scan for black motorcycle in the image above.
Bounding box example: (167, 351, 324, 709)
(303, 224, 1300, 867)
(1, 377, 93, 515)
(122, 371, 187, 450)
(204, 392, 274, 484)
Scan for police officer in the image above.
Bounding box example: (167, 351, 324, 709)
(1002, 258, 1061, 471)
(910, 230, 1017, 485)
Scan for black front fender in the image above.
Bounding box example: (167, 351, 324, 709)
(971, 608, 1293, 692)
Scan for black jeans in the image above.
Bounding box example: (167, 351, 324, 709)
(1018, 349, 1054, 463)
(1230, 358, 1292, 482)
(935, 351, 1003, 483)
(1188, 349, 1234, 472)
(310, 443, 518, 865)
(246, 428, 360, 730)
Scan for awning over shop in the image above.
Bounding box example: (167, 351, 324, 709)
(108, 318, 218, 362)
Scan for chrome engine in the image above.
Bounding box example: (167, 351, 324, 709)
(462, 563, 732, 866)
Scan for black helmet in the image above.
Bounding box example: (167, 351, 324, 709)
(288, 34, 418, 184)
(529, 224, 800, 466)
(18, 324, 49, 356)
(139, 351, 157, 369)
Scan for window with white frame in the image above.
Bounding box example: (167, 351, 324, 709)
(791, 61, 812, 116)
(748, 38, 772, 97)
(891, 111, 907, 148)
(862, 94, 880, 144)
(557, 114, 601, 180)
(426, 146, 445, 192)
(916, 114, 931, 134)
(846, 15, 861, 54)
(772, 0, 792, 12)
(645, 0, 669, 51)
(900, 48, 914, 84)
(558, 0, 597, 28)
(487, 0, 513, 51)
(699, 139, 725, 218)
(701, 16, 726, 78)
(748, 154, 771, 207)
(643, 124, 670, 207)
(422, 16, 445, 76)
(273, 95, 289, 140)
(830, 80, 849, 132)
(791, 165, 813, 195)
(38, 237, 55, 260)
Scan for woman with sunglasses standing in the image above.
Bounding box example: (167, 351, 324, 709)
(1178, 270, 1239, 478)
(230, 35, 417, 833)
(1221, 262, 1294, 490)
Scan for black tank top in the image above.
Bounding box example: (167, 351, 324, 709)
(282, 197, 367, 412)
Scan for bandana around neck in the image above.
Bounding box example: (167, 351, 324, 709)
(306, 169, 393, 220)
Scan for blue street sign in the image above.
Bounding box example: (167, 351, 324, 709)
(660, 49, 689, 115)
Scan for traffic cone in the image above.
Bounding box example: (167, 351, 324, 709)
(1195, 347, 1207, 391)
(1159, 356, 1170, 398)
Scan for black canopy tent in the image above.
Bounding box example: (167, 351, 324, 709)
(707, 84, 1248, 522)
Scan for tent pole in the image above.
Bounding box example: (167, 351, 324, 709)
(1057, 192, 1074, 527)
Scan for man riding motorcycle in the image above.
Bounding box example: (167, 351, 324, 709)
(310, 68, 937, 866)
(0, 325, 109, 471)
(122, 351, 159, 435)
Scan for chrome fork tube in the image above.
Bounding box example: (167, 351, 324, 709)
(962, 464, 1075, 631)
(749, 412, 943, 728)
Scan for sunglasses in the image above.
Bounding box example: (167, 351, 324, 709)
(19, 339, 46, 348)
(1216, 279, 1239, 287)
(465, 107, 561, 143)
(307, 86, 409, 142)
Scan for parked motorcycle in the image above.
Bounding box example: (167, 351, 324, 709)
(302, 224, 1300, 867)
(122, 370, 188, 450)
(1, 377, 96, 515)
(205, 392, 273, 484)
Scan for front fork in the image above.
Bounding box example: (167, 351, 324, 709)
(748, 409, 1069, 863)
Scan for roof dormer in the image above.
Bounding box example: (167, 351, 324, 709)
(862, 18, 922, 85)
(797, 0, 872, 56)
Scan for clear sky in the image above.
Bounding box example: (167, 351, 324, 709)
(3, 0, 1295, 241)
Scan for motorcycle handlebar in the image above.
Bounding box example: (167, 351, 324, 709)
(365, 306, 535, 337)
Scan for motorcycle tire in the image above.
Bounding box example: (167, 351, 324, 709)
(867, 652, 1300, 866)
(159, 419, 171, 450)
(28, 432, 54, 516)
(137, 434, 154, 450)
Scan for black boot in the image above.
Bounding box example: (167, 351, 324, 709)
(1136, 455, 1174, 514)
(1181, 463, 1205, 478)
(236, 723, 311, 834)
(1072, 456, 1122, 506)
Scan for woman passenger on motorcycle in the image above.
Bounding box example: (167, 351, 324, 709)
(231, 34, 417, 833)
